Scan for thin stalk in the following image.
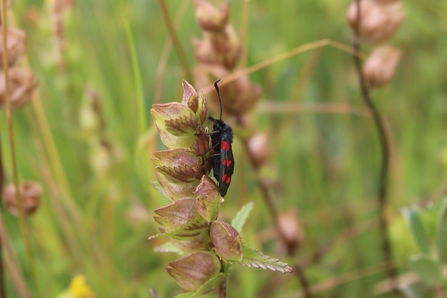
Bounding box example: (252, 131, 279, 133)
(239, 0, 250, 68)
(0, 135, 5, 298)
(238, 118, 312, 298)
(0, 212, 32, 298)
(1, 0, 39, 295)
(0, 242, 4, 298)
(218, 277, 226, 298)
(120, 0, 146, 135)
(351, 0, 399, 294)
(157, 0, 192, 82)
(202, 39, 364, 93)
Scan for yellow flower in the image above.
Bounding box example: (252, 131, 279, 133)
(57, 275, 95, 298)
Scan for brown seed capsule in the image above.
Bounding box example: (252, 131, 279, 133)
(194, 0, 229, 31)
(0, 68, 38, 109)
(167, 251, 221, 291)
(3, 181, 43, 216)
(154, 198, 206, 233)
(154, 198, 211, 252)
(194, 175, 222, 222)
(210, 221, 243, 262)
(275, 209, 305, 256)
(0, 27, 26, 68)
(192, 64, 261, 115)
(155, 172, 201, 201)
(152, 148, 205, 183)
(247, 132, 272, 169)
(363, 45, 402, 88)
(192, 38, 225, 66)
(347, 0, 405, 44)
(203, 26, 241, 70)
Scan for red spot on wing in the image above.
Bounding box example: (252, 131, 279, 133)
(225, 176, 231, 184)
(222, 159, 233, 166)
(221, 140, 230, 151)
(222, 174, 228, 182)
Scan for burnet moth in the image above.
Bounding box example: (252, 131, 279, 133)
(208, 79, 235, 197)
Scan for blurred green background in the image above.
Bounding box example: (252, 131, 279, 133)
(2, 0, 447, 297)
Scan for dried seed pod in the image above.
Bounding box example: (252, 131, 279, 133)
(194, 175, 223, 222)
(154, 198, 206, 233)
(0, 27, 26, 68)
(210, 221, 243, 262)
(167, 251, 221, 291)
(347, 0, 405, 44)
(154, 198, 211, 252)
(192, 38, 225, 66)
(363, 45, 402, 88)
(202, 26, 241, 70)
(275, 209, 305, 255)
(155, 172, 201, 201)
(50, 0, 75, 15)
(0, 68, 38, 109)
(192, 64, 261, 115)
(181, 80, 208, 125)
(152, 148, 205, 183)
(194, 0, 229, 31)
(247, 132, 272, 169)
(3, 181, 43, 216)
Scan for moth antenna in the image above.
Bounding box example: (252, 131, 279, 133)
(214, 79, 223, 120)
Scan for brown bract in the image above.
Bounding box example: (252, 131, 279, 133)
(166, 251, 221, 291)
(275, 209, 305, 255)
(3, 181, 43, 216)
(193, 64, 261, 115)
(152, 148, 204, 183)
(0, 27, 26, 68)
(363, 45, 402, 88)
(210, 221, 243, 262)
(347, 0, 405, 44)
(247, 132, 272, 169)
(0, 68, 38, 109)
(194, 175, 223, 222)
(194, 0, 229, 31)
(155, 172, 200, 201)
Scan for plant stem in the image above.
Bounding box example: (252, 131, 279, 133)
(1, 0, 39, 295)
(0, 211, 32, 298)
(120, 0, 146, 136)
(157, 0, 192, 82)
(352, 0, 399, 294)
(0, 136, 5, 298)
(218, 278, 226, 298)
(237, 117, 313, 298)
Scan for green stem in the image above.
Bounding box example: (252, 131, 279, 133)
(120, 0, 146, 135)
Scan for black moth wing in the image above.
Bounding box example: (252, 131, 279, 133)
(209, 117, 234, 197)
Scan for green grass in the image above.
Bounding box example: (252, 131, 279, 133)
(2, 0, 447, 297)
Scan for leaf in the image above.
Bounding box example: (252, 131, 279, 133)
(231, 202, 254, 233)
(151, 181, 166, 197)
(436, 197, 447, 263)
(174, 273, 226, 298)
(409, 255, 443, 285)
(154, 242, 185, 255)
(235, 242, 293, 273)
(402, 208, 431, 255)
